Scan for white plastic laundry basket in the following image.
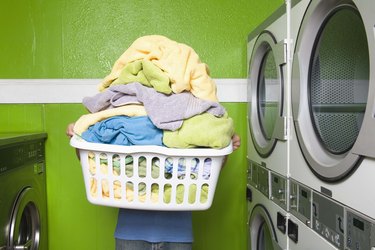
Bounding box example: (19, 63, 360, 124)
(70, 135, 233, 211)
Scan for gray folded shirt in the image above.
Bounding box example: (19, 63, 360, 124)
(83, 82, 225, 131)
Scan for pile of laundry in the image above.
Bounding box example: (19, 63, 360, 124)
(73, 35, 234, 148)
(72, 35, 234, 201)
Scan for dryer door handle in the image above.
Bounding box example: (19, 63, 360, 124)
(273, 40, 287, 66)
(273, 116, 288, 140)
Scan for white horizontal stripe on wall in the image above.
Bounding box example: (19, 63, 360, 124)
(0, 78, 247, 103)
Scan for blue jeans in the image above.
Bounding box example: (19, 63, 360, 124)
(115, 239, 192, 250)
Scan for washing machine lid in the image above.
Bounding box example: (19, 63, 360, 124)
(292, 0, 372, 181)
(248, 30, 287, 158)
(0, 133, 47, 148)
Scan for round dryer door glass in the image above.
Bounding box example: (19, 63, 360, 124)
(9, 187, 41, 250)
(309, 7, 369, 155)
(292, 0, 370, 181)
(257, 221, 275, 250)
(248, 32, 284, 157)
(249, 205, 278, 250)
(258, 50, 280, 140)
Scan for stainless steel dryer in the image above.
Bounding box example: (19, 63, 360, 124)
(289, 0, 375, 224)
(247, 2, 292, 249)
(247, 1, 289, 177)
(0, 133, 48, 250)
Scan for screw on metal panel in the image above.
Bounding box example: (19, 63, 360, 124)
(306, 220, 311, 227)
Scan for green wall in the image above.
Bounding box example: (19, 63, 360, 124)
(0, 0, 282, 249)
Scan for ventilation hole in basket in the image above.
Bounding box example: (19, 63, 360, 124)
(99, 153, 108, 175)
(90, 177, 97, 198)
(203, 158, 212, 180)
(163, 184, 172, 203)
(138, 182, 146, 203)
(151, 183, 159, 203)
(188, 184, 197, 204)
(101, 179, 109, 198)
(138, 156, 147, 178)
(200, 184, 209, 203)
(165, 157, 173, 179)
(113, 180, 121, 199)
(88, 152, 96, 175)
(151, 157, 160, 179)
(177, 158, 186, 180)
(126, 182, 134, 202)
(191, 158, 199, 180)
(125, 156, 134, 177)
(176, 184, 185, 204)
(112, 154, 121, 176)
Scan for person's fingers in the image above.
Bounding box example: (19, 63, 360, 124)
(66, 123, 75, 137)
(231, 134, 241, 151)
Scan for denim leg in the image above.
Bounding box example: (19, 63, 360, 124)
(115, 239, 152, 250)
(115, 239, 192, 250)
(159, 242, 192, 250)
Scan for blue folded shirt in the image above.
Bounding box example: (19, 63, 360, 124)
(81, 115, 163, 146)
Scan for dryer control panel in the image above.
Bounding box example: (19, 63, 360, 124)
(312, 192, 344, 249)
(247, 159, 258, 188)
(0, 138, 45, 175)
(246, 160, 269, 197)
(257, 165, 269, 197)
(289, 179, 312, 226)
(270, 172, 287, 210)
(346, 209, 375, 250)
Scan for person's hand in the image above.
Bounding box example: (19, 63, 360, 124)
(66, 123, 80, 159)
(232, 133, 241, 151)
(221, 133, 241, 167)
(66, 123, 75, 138)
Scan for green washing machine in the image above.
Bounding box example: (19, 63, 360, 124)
(0, 133, 48, 250)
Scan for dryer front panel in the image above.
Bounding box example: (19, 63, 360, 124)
(248, 31, 287, 158)
(291, 0, 370, 181)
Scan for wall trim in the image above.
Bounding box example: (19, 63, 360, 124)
(0, 78, 247, 103)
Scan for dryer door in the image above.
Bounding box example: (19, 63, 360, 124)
(248, 205, 282, 250)
(248, 31, 287, 158)
(351, 0, 375, 158)
(292, 0, 370, 181)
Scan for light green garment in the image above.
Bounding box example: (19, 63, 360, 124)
(163, 112, 234, 149)
(111, 59, 172, 94)
(124, 158, 159, 198)
(162, 183, 209, 203)
(112, 157, 208, 202)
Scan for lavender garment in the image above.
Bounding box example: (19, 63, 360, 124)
(83, 82, 225, 131)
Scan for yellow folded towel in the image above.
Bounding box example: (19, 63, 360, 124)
(99, 35, 218, 102)
(73, 105, 147, 135)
